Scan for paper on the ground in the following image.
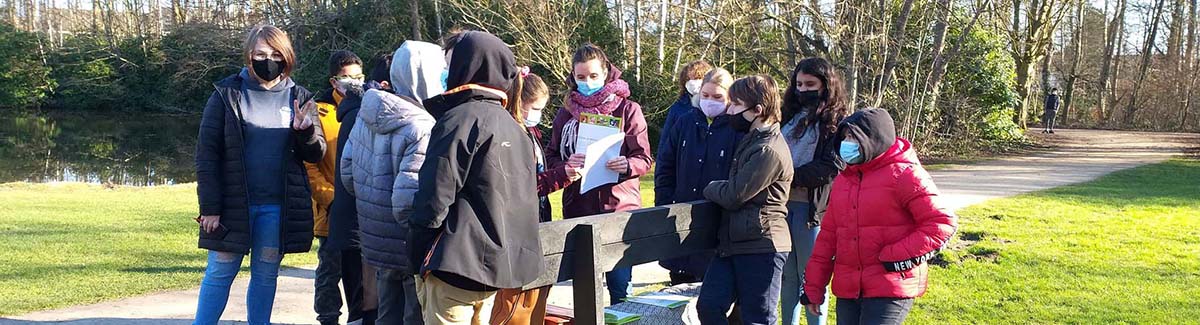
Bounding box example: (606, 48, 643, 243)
(625, 294, 691, 309)
(575, 113, 625, 194)
(604, 308, 642, 324)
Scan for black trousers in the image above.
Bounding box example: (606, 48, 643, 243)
(835, 297, 915, 325)
(315, 237, 365, 324)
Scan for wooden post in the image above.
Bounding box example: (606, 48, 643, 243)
(572, 224, 605, 325)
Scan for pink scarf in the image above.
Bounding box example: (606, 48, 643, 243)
(565, 67, 631, 117)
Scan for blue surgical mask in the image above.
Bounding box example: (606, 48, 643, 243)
(440, 69, 449, 90)
(840, 141, 864, 164)
(576, 78, 605, 96)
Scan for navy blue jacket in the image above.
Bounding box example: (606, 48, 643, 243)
(656, 94, 694, 152)
(654, 107, 742, 277)
(655, 108, 743, 206)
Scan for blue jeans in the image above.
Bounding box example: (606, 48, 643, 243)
(194, 205, 283, 325)
(782, 201, 828, 325)
(696, 252, 787, 325)
(606, 267, 633, 304)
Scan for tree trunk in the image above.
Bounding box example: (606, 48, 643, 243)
(872, 0, 915, 107)
(409, 0, 422, 40)
(1062, 0, 1084, 126)
(1181, 0, 1197, 130)
(1099, 0, 1126, 122)
(925, 0, 985, 118)
(1124, 0, 1167, 126)
(656, 0, 666, 73)
(433, 0, 443, 36)
(671, 0, 691, 74)
(634, 0, 642, 81)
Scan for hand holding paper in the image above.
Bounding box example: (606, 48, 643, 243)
(605, 156, 629, 174)
(575, 113, 625, 194)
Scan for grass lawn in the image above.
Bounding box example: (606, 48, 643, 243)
(0, 183, 317, 316)
(907, 159, 1200, 323)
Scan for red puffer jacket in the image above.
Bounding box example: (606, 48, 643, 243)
(802, 136, 957, 305)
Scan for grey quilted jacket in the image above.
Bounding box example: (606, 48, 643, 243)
(340, 89, 434, 271)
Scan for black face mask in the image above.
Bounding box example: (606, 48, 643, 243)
(252, 58, 285, 82)
(796, 89, 823, 109)
(729, 109, 755, 133)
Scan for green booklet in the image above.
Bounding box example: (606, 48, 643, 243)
(604, 308, 642, 324)
(625, 294, 691, 309)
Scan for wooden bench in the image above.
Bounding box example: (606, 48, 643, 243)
(523, 201, 721, 324)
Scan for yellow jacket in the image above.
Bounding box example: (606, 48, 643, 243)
(306, 91, 342, 237)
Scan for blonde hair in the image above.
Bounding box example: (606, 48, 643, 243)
(242, 25, 297, 77)
(702, 67, 733, 91)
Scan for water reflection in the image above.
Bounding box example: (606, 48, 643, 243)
(0, 110, 198, 186)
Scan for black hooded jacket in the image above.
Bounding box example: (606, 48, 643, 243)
(408, 31, 544, 290)
(195, 73, 325, 254)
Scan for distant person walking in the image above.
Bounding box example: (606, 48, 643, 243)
(1043, 88, 1060, 134)
(193, 24, 325, 325)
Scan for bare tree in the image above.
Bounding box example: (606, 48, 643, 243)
(1123, 0, 1167, 126)
(1061, 0, 1084, 125)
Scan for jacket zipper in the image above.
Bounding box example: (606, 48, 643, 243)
(227, 87, 256, 250)
(855, 170, 864, 298)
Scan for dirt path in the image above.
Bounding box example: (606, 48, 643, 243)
(3, 129, 1197, 325)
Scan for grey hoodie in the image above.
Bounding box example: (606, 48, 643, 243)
(339, 41, 443, 271)
(391, 41, 447, 102)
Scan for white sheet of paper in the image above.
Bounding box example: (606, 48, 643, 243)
(576, 122, 624, 194)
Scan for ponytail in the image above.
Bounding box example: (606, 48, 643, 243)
(506, 66, 550, 131)
(506, 69, 527, 130)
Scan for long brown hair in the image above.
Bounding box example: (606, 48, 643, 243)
(782, 57, 849, 136)
(242, 25, 297, 78)
(729, 75, 783, 125)
(506, 68, 550, 129)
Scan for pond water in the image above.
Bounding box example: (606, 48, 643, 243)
(1, 110, 199, 186)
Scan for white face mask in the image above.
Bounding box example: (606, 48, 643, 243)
(524, 109, 543, 127)
(685, 79, 703, 96)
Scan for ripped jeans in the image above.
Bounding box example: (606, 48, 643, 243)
(194, 205, 283, 325)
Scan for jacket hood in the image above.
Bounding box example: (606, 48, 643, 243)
(391, 41, 447, 102)
(837, 108, 897, 165)
(357, 89, 431, 134)
(445, 31, 517, 92)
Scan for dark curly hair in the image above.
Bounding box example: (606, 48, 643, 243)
(782, 57, 850, 137)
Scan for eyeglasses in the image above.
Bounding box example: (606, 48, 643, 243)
(331, 74, 365, 82)
(251, 52, 284, 62)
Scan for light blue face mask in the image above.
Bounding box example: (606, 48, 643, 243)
(440, 69, 450, 90)
(576, 78, 605, 96)
(840, 141, 864, 164)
